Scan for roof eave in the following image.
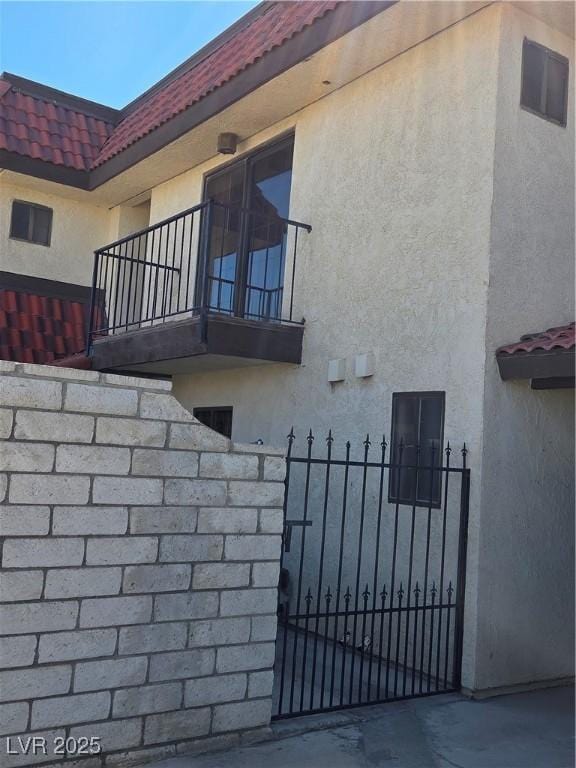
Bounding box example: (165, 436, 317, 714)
(496, 348, 575, 381)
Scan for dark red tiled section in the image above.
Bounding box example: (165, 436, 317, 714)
(497, 322, 575, 356)
(93, 1, 339, 167)
(0, 83, 115, 171)
(0, 289, 88, 364)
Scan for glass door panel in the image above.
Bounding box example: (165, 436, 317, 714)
(244, 140, 293, 320)
(204, 165, 244, 313)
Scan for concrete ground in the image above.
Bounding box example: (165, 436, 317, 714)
(152, 685, 574, 768)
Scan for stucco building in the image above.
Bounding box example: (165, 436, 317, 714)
(0, 0, 573, 708)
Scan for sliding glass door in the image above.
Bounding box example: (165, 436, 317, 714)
(201, 135, 294, 319)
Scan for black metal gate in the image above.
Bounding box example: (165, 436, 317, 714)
(273, 430, 470, 719)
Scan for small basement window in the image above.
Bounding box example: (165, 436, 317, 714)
(521, 39, 569, 126)
(10, 200, 53, 246)
(388, 392, 445, 508)
(193, 407, 233, 439)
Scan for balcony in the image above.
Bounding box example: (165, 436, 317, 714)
(86, 200, 310, 376)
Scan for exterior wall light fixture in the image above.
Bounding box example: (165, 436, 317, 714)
(217, 132, 238, 155)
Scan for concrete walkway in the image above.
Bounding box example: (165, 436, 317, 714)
(153, 685, 574, 768)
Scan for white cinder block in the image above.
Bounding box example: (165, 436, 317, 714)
(123, 564, 191, 593)
(144, 708, 210, 745)
(102, 373, 171, 391)
(212, 699, 272, 733)
(113, 682, 181, 717)
(69, 718, 142, 751)
(39, 629, 117, 663)
(227, 481, 284, 507)
(259, 508, 284, 534)
(216, 643, 276, 674)
(9, 474, 90, 505)
(224, 535, 281, 562)
(354, 351, 375, 378)
(184, 674, 246, 707)
(140, 393, 194, 422)
(0, 409, 13, 439)
(0, 635, 37, 668)
(86, 536, 158, 565)
(93, 476, 163, 505)
(251, 562, 280, 588)
(14, 411, 94, 443)
(0, 505, 50, 536)
(130, 506, 198, 534)
(188, 618, 250, 648)
(52, 506, 128, 535)
(159, 535, 223, 563)
(199, 453, 258, 480)
(0, 441, 54, 472)
(149, 649, 215, 681)
(74, 657, 148, 692)
(118, 623, 187, 655)
(45, 567, 121, 598)
(0, 601, 78, 636)
(250, 615, 278, 642)
(263, 456, 286, 482)
(96, 416, 166, 447)
(164, 479, 227, 506)
(65, 383, 138, 416)
(56, 445, 131, 475)
(32, 692, 110, 729)
(2, 538, 84, 569)
(192, 563, 250, 590)
(327, 358, 346, 382)
(0, 377, 62, 410)
(197, 507, 257, 534)
(0, 702, 29, 736)
(220, 588, 278, 617)
(80, 595, 153, 628)
(169, 423, 230, 452)
(154, 592, 219, 622)
(0, 665, 72, 702)
(248, 670, 274, 699)
(132, 448, 199, 477)
(0, 570, 44, 602)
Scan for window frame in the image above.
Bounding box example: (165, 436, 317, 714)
(388, 391, 446, 510)
(193, 406, 233, 439)
(520, 38, 569, 128)
(9, 200, 53, 247)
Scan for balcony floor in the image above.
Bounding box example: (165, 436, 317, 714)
(91, 313, 304, 376)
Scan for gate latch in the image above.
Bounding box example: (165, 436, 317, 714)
(283, 519, 312, 553)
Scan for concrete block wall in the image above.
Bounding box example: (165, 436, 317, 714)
(0, 362, 285, 767)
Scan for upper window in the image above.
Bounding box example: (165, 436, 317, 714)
(10, 201, 53, 246)
(388, 392, 445, 508)
(193, 406, 233, 439)
(521, 39, 569, 126)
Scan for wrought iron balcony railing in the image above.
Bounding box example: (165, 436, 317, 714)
(86, 200, 311, 353)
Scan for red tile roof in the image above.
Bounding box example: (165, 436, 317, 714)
(0, 84, 115, 171)
(93, 1, 338, 168)
(496, 322, 575, 356)
(0, 288, 88, 363)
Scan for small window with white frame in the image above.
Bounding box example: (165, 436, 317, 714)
(9, 200, 53, 246)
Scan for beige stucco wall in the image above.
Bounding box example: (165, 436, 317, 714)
(164, 5, 505, 689)
(474, 4, 575, 691)
(0, 179, 111, 285)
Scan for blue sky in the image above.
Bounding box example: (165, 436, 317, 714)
(0, 1, 258, 108)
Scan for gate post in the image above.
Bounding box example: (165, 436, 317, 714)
(452, 446, 471, 689)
